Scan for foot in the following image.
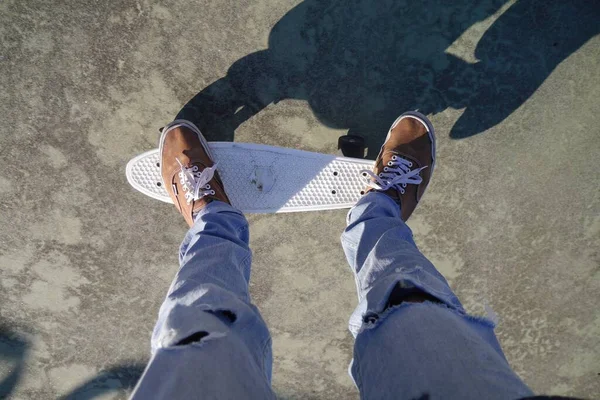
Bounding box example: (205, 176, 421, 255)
(362, 111, 435, 221)
(159, 120, 231, 227)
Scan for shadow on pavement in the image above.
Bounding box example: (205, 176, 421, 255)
(60, 363, 145, 400)
(177, 0, 599, 158)
(0, 323, 143, 400)
(0, 325, 29, 399)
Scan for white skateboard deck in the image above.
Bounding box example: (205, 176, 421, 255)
(126, 142, 375, 213)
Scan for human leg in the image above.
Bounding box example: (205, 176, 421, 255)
(131, 121, 274, 399)
(341, 112, 532, 399)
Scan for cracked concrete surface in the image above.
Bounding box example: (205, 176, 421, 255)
(1, 0, 599, 398)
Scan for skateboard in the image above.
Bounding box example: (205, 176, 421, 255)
(126, 142, 374, 213)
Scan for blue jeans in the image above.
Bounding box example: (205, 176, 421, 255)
(131, 192, 533, 399)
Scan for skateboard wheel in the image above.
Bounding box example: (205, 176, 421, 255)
(338, 135, 366, 158)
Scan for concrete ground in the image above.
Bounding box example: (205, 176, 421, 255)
(1, 0, 599, 398)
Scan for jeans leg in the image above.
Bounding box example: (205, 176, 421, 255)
(341, 192, 533, 400)
(131, 201, 275, 400)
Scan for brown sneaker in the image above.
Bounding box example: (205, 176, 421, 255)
(363, 111, 435, 221)
(159, 120, 230, 227)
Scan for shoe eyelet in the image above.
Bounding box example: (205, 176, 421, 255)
(392, 155, 397, 160)
(408, 162, 413, 167)
(387, 161, 393, 166)
(379, 173, 383, 177)
(384, 167, 389, 172)
(402, 183, 407, 188)
(205, 184, 211, 190)
(210, 190, 216, 195)
(400, 189, 405, 194)
(362, 172, 367, 177)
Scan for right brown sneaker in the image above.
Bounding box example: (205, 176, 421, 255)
(362, 111, 436, 221)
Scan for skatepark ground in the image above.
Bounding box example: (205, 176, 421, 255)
(0, 0, 599, 398)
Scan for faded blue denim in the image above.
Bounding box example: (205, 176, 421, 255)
(131, 192, 533, 399)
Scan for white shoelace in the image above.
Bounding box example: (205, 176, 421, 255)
(176, 158, 218, 204)
(361, 155, 427, 195)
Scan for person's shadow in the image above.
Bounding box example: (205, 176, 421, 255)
(0, 325, 28, 399)
(0, 323, 144, 400)
(177, 0, 599, 158)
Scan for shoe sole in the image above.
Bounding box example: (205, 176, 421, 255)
(158, 119, 215, 187)
(384, 110, 436, 177)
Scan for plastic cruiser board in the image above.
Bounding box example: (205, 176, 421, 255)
(126, 142, 374, 213)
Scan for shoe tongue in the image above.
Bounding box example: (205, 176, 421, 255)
(389, 134, 431, 165)
(381, 150, 419, 169)
(183, 145, 213, 167)
(186, 158, 210, 170)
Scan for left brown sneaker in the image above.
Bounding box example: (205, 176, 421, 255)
(159, 120, 230, 227)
